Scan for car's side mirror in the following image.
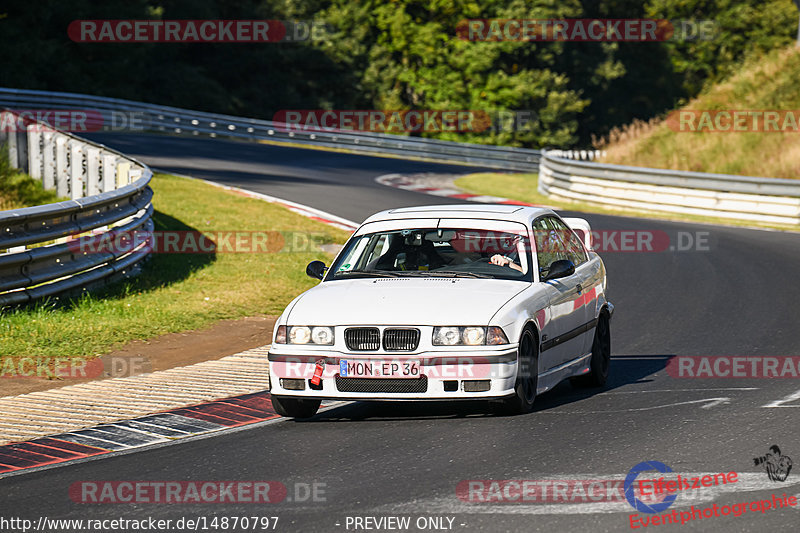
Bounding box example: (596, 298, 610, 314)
(306, 260, 327, 280)
(541, 259, 575, 281)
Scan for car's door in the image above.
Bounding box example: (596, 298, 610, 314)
(533, 216, 587, 370)
(547, 216, 600, 356)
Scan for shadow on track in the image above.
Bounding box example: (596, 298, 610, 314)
(296, 354, 673, 422)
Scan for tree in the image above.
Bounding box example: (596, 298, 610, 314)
(318, 0, 588, 147)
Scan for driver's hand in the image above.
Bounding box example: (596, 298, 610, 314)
(490, 254, 510, 266)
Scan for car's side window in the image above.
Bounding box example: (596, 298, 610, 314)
(546, 217, 588, 267)
(533, 218, 568, 271)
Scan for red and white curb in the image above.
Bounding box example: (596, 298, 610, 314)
(202, 181, 359, 231)
(0, 345, 342, 477)
(162, 170, 359, 232)
(0, 392, 279, 476)
(376, 173, 549, 207)
(0, 347, 273, 474)
(0, 174, 361, 476)
(0, 347, 273, 448)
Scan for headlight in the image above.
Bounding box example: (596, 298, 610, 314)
(433, 326, 461, 346)
(311, 326, 334, 345)
(462, 327, 485, 345)
(289, 326, 311, 344)
(282, 326, 335, 345)
(432, 326, 508, 346)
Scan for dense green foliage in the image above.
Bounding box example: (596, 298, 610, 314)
(0, 152, 63, 210)
(0, 0, 796, 147)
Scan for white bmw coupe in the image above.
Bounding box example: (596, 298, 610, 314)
(268, 204, 613, 418)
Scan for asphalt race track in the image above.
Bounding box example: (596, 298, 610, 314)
(4, 133, 800, 532)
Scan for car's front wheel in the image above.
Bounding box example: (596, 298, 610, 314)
(497, 327, 538, 415)
(270, 395, 321, 419)
(571, 312, 611, 388)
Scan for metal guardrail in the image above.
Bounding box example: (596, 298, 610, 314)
(4, 87, 797, 230)
(539, 150, 800, 225)
(0, 110, 154, 307)
(0, 88, 541, 171)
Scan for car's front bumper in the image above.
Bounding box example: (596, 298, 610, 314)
(267, 347, 519, 400)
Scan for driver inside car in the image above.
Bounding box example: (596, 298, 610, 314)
(489, 234, 523, 272)
(490, 253, 522, 272)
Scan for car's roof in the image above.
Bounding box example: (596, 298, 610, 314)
(361, 204, 554, 225)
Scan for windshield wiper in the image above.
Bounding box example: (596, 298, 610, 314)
(335, 269, 402, 278)
(405, 270, 494, 279)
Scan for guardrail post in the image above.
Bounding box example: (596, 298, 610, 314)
(27, 126, 42, 180)
(102, 153, 116, 192)
(55, 134, 69, 197)
(116, 161, 130, 188)
(86, 147, 101, 196)
(69, 141, 85, 200)
(15, 127, 28, 173)
(8, 127, 19, 168)
(42, 130, 56, 190)
(0, 111, 8, 146)
(2, 112, 20, 168)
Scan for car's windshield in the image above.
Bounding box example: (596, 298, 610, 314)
(328, 227, 532, 281)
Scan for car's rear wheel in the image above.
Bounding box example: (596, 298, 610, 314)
(571, 312, 611, 388)
(497, 327, 538, 415)
(270, 395, 321, 419)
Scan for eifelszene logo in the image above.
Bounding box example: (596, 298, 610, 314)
(624, 461, 677, 513)
(754, 445, 793, 482)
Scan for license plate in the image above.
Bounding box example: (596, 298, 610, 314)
(339, 360, 421, 379)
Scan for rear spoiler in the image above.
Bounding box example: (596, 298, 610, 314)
(563, 217, 593, 251)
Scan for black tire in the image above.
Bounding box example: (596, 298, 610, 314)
(497, 327, 538, 415)
(571, 312, 611, 388)
(271, 395, 321, 419)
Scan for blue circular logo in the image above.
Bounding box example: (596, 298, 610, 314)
(624, 461, 677, 513)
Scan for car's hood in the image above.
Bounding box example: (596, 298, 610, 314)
(286, 278, 527, 326)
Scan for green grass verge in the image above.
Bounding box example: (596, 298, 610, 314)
(601, 46, 800, 179)
(455, 172, 800, 232)
(0, 172, 350, 359)
(0, 152, 63, 210)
